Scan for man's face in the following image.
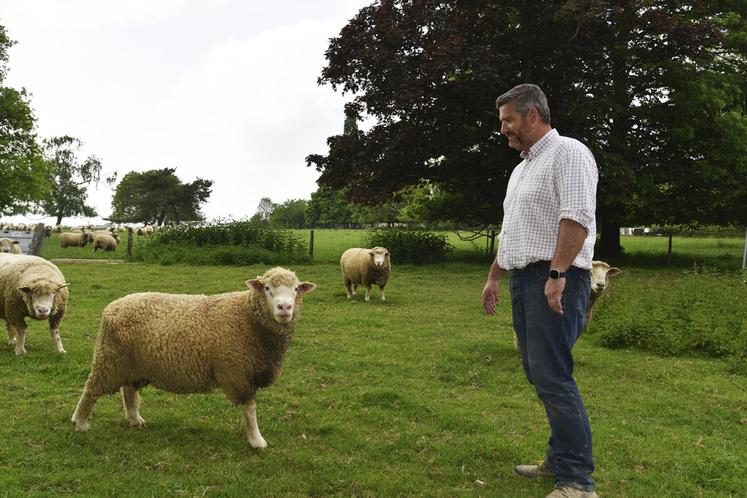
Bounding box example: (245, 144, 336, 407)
(499, 103, 531, 151)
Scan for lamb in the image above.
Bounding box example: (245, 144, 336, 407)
(92, 234, 118, 252)
(513, 260, 621, 348)
(340, 246, 391, 301)
(0, 238, 22, 254)
(71, 266, 316, 449)
(0, 254, 69, 355)
(60, 230, 90, 248)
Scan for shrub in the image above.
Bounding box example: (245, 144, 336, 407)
(135, 220, 309, 265)
(364, 227, 452, 264)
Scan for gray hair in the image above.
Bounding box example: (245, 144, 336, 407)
(495, 84, 551, 124)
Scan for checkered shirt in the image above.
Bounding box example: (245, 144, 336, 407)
(497, 129, 598, 271)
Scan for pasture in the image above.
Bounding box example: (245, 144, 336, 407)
(0, 232, 745, 497)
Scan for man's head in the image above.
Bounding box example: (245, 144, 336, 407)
(496, 84, 551, 152)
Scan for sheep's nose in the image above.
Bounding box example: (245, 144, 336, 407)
(276, 302, 292, 312)
(36, 307, 51, 318)
(595, 284, 605, 292)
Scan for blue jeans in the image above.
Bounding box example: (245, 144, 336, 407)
(509, 263, 595, 491)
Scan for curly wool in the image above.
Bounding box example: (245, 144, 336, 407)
(340, 247, 391, 299)
(80, 267, 306, 404)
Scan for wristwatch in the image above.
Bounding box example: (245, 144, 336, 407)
(549, 269, 566, 279)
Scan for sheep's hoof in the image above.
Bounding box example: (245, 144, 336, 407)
(128, 416, 146, 428)
(14, 347, 27, 356)
(73, 421, 90, 432)
(56, 348, 67, 354)
(248, 436, 268, 449)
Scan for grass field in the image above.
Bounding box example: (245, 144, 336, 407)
(0, 232, 743, 496)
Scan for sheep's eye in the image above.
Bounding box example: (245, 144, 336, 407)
(264, 286, 270, 291)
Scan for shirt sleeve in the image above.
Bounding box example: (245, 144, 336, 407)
(556, 142, 598, 232)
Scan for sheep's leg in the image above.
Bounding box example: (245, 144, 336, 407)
(5, 321, 15, 346)
(13, 324, 27, 356)
(240, 399, 267, 449)
(364, 285, 372, 301)
(48, 312, 66, 354)
(71, 392, 98, 431)
(351, 283, 357, 296)
(343, 278, 353, 298)
(121, 386, 146, 428)
(379, 285, 386, 301)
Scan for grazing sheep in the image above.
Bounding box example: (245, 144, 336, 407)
(71, 267, 316, 449)
(94, 230, 120, 244)
(340, 247, 391, 301)
(0, 238, 22, 254)
(92, 234, 118, 252)
(0, 254, 69, 355)
(513, 260, 621, 348)
(60, 230, 90, 248)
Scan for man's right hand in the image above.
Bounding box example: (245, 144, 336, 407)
(482, 281, 499, 315)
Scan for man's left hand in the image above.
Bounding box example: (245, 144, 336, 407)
(544, 278, 565, 315)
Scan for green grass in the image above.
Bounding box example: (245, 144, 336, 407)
(1, 254, 745, 497)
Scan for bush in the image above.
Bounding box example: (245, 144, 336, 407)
(364, 227, 452, 264)
(135, 220, 309, 265)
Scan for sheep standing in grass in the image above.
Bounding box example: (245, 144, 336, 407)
(0, 254, 69, 355)
(60, 230, 90, 248)
(92, 234, 118, 252)
(0, 238, 22, 254)
(340, 247, 391, 301)
(71, 267, 316, 449)
(512, 260, 621, 348)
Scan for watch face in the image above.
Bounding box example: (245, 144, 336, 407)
(550, 269, 559, 279)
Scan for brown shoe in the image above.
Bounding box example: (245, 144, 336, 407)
(513, 461, 555, 479)
(545, 485, 598, 498)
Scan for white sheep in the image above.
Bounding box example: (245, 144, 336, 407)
(71, 267, 316, 449)
(92, 234, 118, 252)
(340, 246, 391, 301)
(0, 254, 69, 355)
(0, 238, 22, 254)
(60, 231, 90, 248)
(513, 260, 621, 348)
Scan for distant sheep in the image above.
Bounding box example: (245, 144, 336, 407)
(60, 231, 90, 248)
(92, 234, 118, 252)
(340, 247, 391, 301)
(71, 267, 317, 449)
(94, 230, 120, 244)
(513, 260, 621, 348)
(0, 254, 69, 355)
(0, 238, 22, 254)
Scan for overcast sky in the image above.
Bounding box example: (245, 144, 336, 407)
(1, 0, 372, 224)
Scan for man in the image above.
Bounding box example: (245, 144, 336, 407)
(482, 84, 598, 498)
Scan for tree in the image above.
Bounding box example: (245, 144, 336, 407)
(304, 187, 353, 227)
(40, 136, 102, 225)
(253, 197, 278, 226)
(110, 168, 213, 225)
(308, 1, 747, 256)
(0, 23, 50, 216)
(269, 199, 308, 228)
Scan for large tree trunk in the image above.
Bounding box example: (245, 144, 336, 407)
(55, 213, 63, 226)
(595, 221, 622, 258)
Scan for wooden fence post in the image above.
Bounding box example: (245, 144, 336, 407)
(29, 223, 45, 256)
(667, 230, 673, 266)
(309, 229, 315, 258)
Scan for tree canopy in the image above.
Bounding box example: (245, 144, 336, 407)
(308, 1, 747, 255)
(40, 136, 102, 225)
(110, 168, 213, 226)
(0, 23, 49, 216)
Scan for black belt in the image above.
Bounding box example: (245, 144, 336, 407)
(513, 260, 551, 272)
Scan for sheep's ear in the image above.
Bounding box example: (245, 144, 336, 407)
(57, 283, 69, 291)
(18, 286, 31, 296)
(245, 278, 264, 292)
(12, 240, 19, 245)
(298, 282, 317, 294)
(607, 267, 622, 277)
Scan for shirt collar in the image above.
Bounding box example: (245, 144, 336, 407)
(520, 128, 558, 160)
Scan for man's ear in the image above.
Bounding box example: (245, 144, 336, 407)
(245, 278, 265, 292)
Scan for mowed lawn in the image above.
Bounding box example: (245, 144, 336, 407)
(0, 252, 745, 497)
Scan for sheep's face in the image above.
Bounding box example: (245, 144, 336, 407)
(246, 269, 317, 324)
(590, 261, 621, 295)
(0, 239, 18, 253)
(369, 247, 390, 269)
(18, 282, 69, 319)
